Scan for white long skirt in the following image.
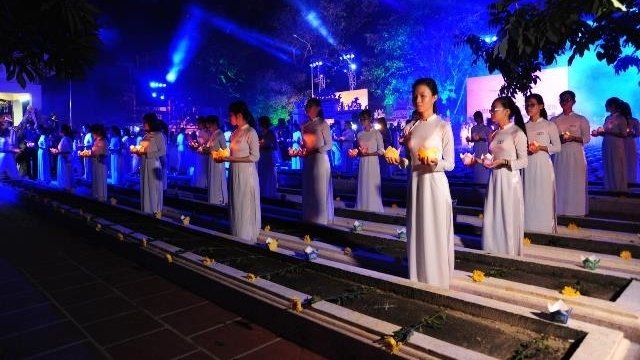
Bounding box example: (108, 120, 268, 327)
(38, 149, 51, 183)
(483, 168, 524, 256)
(406, 169, 454, 289)
(302, 153, 334, 224)
(208, 158, 228, 205)
(229, 162, 261, 243)
(602, 136, 627, 192)
(553, 143, 587, 216)
(258, 150, 277, 198)
(141, 158, 163, 214)
(523, 152, 556, 233)
(192, 154, 208, 188)
(92, 156, 108, 202)
(356, 156, 384, 213)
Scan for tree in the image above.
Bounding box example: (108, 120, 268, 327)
(0, 0, 101, 88)
(465, 0, 640, 97)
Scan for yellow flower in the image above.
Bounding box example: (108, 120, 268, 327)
(620, 250, 632, 260)
(202, 257, 214, 266)
(165, 254, 173, 263)
(116, 233, 124, 241)
(266, 238, 278, 251)
(478, 213, 484, 219)
(95, 224, 102, 232)
(154, 211, 162, 219)
(384, 146, 400, 162)
(245, 273, 257, 282)
(264, 225, 271, 232)
(303, 235, 312, 244)
(561, 286, 580, 297)
(471, 270, 485, 282)
(567, 222, 579, 231)
(291, 297, 303, 312)
(383, 336, 401, 354)
(523, 237, 532, 246)
(343, 247, 352, 256)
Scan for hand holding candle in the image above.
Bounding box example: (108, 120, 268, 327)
(417, 147, 438, 165)
(383, 146, 401, 164)
(460, 152, 475, 166)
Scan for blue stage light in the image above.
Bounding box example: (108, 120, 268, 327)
(151, 92, 157, 98)
(287, 0, 337, 46)
(350, 63, 357, 70)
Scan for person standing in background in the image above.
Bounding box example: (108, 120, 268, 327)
(621, 102, 639, 184)
(551, 91, 591, 216)
(522, 94, 561, 233)
(355, 109, 385, 213)
(258, 116, 278, 198)
(205, 115, 228, 205)
(301, 98, 334, 224)
(90, 124, 108, 202)
(36, 125, 51, 183)
(467, 111, 492, 184)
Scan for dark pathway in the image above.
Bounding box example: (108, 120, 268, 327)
(0, 189, 326, 360)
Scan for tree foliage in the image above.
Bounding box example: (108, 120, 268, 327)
(0, 0, 101, 88)
(465, 0, 640, 97)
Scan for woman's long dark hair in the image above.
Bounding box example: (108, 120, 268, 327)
(142, 113, 161, 132)
(525, 93, 548, 120)
(494, 96, 527, 138)
(61, 124, 73, 138)
(412, 78, 439, 114)
(305, 97, 325, 120)
(229, 101, 255, 128)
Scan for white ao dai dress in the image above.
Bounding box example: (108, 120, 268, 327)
(624, 117, 639, 183)
(356, 129, 384, 213)
(140, 132, 166, 214)
(302, 118, 334, 224)
(602, 113, 628, 192)
(551, 112, 590, 216)
(192, 130, 209, 188)
(482, 123, 528, 256)
(228, 124, 261, 243)
(91, 137, 108, 202)
(37, 134, 51, 183)
(258, 129, 278, 198)
(523, 119, 561, 233)
(56, 137, 73, 190)
(207, 129, 228, 205)
(403, 115, 455, 289)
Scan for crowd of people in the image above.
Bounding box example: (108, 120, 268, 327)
(0, 83, 638, 291)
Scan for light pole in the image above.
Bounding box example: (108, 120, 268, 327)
(309, 61, 323, 97)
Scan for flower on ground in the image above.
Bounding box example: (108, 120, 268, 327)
(264, 225, 271, 232)
(245, 273, 256, 282)
(116, 233, 124, 241)
(523, 237, 532, 246)
(620, 250, 632, 260)
(303, 235, 312, 244)
(478, 213, 484, 219)
(165, 254, 173, 263)
(202, 257, 214, 266)
(391, 203, 398, 209)
(154, 211, 162, 219)
(141, 239, 148, 247)
(561, 286, 580, 297)
(471, 270, 486, 282)
(109, 197, 117, 205)
(291, 297, 303, 312)
(180, 215, 190, 225)
(383, 336, 401, 354)
(567, 222, 579, 231)
(343, 247, 352, 256)
(95, 224, 102, 232)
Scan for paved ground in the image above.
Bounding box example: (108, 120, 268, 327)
(0, 188, 326, 360)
